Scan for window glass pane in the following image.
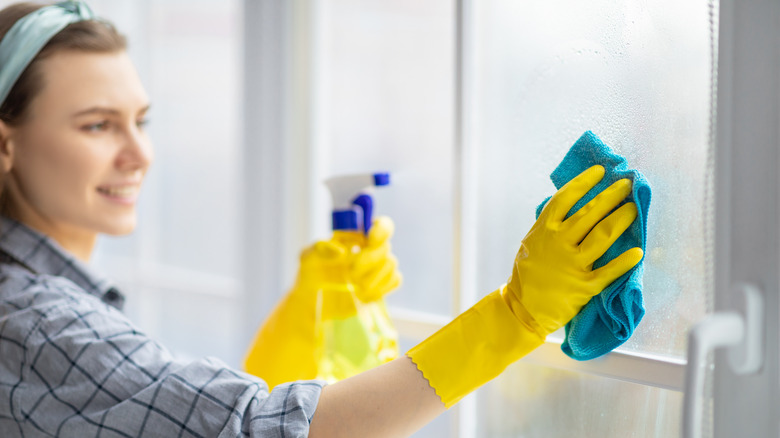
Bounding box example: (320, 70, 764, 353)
(477, 361, 681, 436)
(157, 288, 241, 364)
(85, 1, 149, 260)
(87, 0, 244, 364)
(148, 0, 242, 279)
(94, 0, 243, 280)
(319, 0, 455, 316)
(474, 0, 712, 358)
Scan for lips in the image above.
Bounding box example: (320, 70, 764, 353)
(97, 185, 138, 197)
(96, 183, 141, 205)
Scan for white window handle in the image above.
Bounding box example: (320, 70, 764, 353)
(682, 283, 763, 438)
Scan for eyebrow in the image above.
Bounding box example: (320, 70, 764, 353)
(71, 104, 151, 118)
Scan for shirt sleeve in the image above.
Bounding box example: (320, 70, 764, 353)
(0, 275, 324, 438)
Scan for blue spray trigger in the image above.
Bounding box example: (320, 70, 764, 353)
(352, 194, 374, 235)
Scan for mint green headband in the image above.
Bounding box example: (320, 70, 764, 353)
(0, 0, 95, 108)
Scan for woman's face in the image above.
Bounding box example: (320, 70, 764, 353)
(0, 50, 152, 247)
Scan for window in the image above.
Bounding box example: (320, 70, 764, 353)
(309, 0, 717, 436)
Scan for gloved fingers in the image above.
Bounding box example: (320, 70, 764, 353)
(367, 216, 395, 248)
(356, 251, 395, 284)
(590, 247, 644, 291)
(578, 202, 638, 263)
(561, 178, 633, 243)
(354, 216, 396, 276)
(544, 165, 605, 224)
(382, 269, 403, 296)
(357, 255, 402, 301)
(352, 241, 392, 277)
(366, 253, 399, 288)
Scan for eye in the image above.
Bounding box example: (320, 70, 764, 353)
(82, 121, 110, 132)
(136, 118, 150, 129)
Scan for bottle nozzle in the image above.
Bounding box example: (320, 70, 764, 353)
(325, 172, 390, 234)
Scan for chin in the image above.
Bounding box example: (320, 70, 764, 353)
(99, 216, 138, 236)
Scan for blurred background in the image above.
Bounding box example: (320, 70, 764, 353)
(3, 0, 716, 436)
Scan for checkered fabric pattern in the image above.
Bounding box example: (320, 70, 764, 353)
(0, 217, 324, 437)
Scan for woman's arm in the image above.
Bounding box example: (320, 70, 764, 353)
(309, 166, 643, 437)
(309, 356, 445, 438)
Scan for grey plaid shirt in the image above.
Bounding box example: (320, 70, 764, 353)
(0, 217, 324, 437)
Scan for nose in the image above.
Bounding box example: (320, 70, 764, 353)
(116, 124, 153, 172)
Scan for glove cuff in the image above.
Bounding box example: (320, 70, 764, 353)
(406, 287, 545, 408)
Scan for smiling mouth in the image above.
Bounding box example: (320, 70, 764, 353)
(97, 186, 139, 198)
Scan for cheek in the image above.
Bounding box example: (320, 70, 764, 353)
(14, 135, 106, 201)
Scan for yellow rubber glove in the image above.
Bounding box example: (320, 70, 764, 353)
(243, 217, 402, 389)
(349, 216, 403, 303)
(407, 165, 644, 408)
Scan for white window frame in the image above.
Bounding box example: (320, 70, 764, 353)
(709, 0, 779, 436)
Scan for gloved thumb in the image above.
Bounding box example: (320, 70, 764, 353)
(367, 216, 395, 248)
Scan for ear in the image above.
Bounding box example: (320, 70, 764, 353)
(0, 120, 15, 174)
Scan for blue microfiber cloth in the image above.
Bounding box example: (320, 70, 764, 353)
(536, 131, 651, 360)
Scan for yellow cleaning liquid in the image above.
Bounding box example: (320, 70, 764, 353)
(243, 230, 399, 389)
(316, 231, 399, 383)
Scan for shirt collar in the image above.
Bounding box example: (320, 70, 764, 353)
(0, 215, 125, 310)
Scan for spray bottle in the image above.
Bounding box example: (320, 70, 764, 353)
(316, 172, 399, 382)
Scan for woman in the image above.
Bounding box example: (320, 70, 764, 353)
(0, 2, 642, 437)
